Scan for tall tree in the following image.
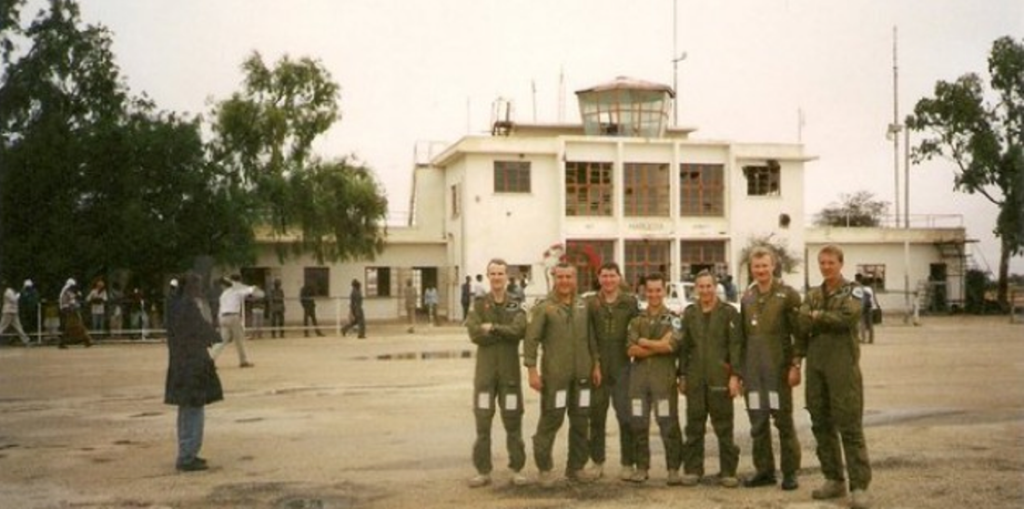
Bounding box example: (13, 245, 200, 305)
(909, 36, 1024, 309)
(210, 52, 388, 263)
(814, 190, 891, 227)
(0, 0, 252, 295)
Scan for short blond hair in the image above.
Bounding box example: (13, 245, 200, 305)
(749, 246, 776, 264)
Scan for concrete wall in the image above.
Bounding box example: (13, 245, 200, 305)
(806, 226, 967, 312)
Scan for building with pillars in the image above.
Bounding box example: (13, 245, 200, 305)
(247, 76, 969, 323)
(435, 76, 812, 295)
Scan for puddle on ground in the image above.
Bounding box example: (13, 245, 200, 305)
(206, 481, 386, 509)
(375, 350, 474, 361)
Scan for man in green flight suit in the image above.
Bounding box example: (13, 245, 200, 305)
(739, 246, 802, 491)
(678, 271, 743, 488)
(625, 273, 683, 485)
(585, 262, 640, 481)
(797, 244, 873, 509)
(466, 259, 529, 488)
(524, 263, 601, 488)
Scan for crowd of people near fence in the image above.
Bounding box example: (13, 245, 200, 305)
(0, 275, 378, 346)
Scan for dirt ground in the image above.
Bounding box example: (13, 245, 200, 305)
(1, 315, 1022, 509)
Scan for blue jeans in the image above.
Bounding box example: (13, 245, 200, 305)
(176, 406, 205, 465)
(91, 313, 105, 333)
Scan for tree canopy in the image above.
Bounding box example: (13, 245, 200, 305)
(0, 1, 249, 294)
(814, 190, 890, 227)
(909, 36, 1024, 308)
(209, 52, 388, 264)
(1, 1, 389, 296)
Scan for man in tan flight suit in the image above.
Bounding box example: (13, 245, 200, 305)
(585, 262, 639, 481)
(524, 263, 601, 487)
(466, 259, 528, 488)
(797, 244, 873, 509)
(739, 247, 802, 491)
(625, 273, 683, 485)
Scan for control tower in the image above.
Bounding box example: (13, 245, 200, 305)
(575, 76, 674, 138)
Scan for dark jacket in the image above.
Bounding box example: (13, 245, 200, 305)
(164, 295, 223, 407)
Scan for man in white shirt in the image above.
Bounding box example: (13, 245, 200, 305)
(211, 274, 263, 368)
(1, 279, 31, 346)
(472, 275, 487, 300)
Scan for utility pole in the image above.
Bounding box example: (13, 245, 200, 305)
(891, 26, 901, 227)
(671, 0, 687, 126)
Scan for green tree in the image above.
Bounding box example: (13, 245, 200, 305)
(210, 51, 388, 263)
(814, 190, 891, 227)
(0, 0, 252, 294)
(909, 36, 1024, 309)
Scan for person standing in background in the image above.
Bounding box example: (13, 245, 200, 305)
(107, 282, 124, 339)
(212, 275, 263, 367)
(59, 278, 92, 348)
(405, 279, 417, 334)
(268, 279, 285, 338)
(461, 276, 472, 324)
(86, 279, 108, 338)
(18, 279, 39, 338)
(424, 286, 439, 326)
(1, 279, 31, 346)
(248, 286, 266, 339)
(300, 283, 324, 337)
(341, 279, 366, 339)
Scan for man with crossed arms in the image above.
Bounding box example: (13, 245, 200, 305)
(466, 259, 528, 488)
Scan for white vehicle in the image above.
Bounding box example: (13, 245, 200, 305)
(637, 282, 695, 315)
(638, 281, 738, 314)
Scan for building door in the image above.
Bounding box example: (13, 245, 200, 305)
(929, 263, 948, 312)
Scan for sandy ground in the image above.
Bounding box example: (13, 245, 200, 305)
(1, 316, 1022, 509)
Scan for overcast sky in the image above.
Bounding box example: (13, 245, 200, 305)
(49, 0, 1024, 273)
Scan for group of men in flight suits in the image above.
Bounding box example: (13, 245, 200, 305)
(465, 244, 873, 509)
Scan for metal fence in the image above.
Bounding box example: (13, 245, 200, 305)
(1, 296, 457, 345)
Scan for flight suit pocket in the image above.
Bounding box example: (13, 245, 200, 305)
(572, 378, 592, 416)
(501, 381, 523, 416)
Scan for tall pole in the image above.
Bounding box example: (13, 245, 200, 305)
(673, 0, 678, 126)
(904, 116, 911, 229)
(904, 115, 912, 321)
(892, 26, 901, 227)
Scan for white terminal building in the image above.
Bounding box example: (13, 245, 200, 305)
(250, 77, 969, 324)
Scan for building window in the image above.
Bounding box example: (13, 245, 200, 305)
(857, 264, 886, 291)
(624, 240, 671, 289)
(679, 240, 727, 279)
(494, 161, 531, 193)
(365, 267, 391, 297)
(624, 163, 670, 217)
(744, 160, 781, 196)
(450, 184, 460, 218)
(679, 163, 724, 216)
(565, 161, 613, 216)
(565, 240, 616, 292)
(303, 267, 330, 297)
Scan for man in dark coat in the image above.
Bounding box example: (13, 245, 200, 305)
(165, 273, 224, 472)
(341, 279, 366, 339)
(300, 284, 325, 337)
